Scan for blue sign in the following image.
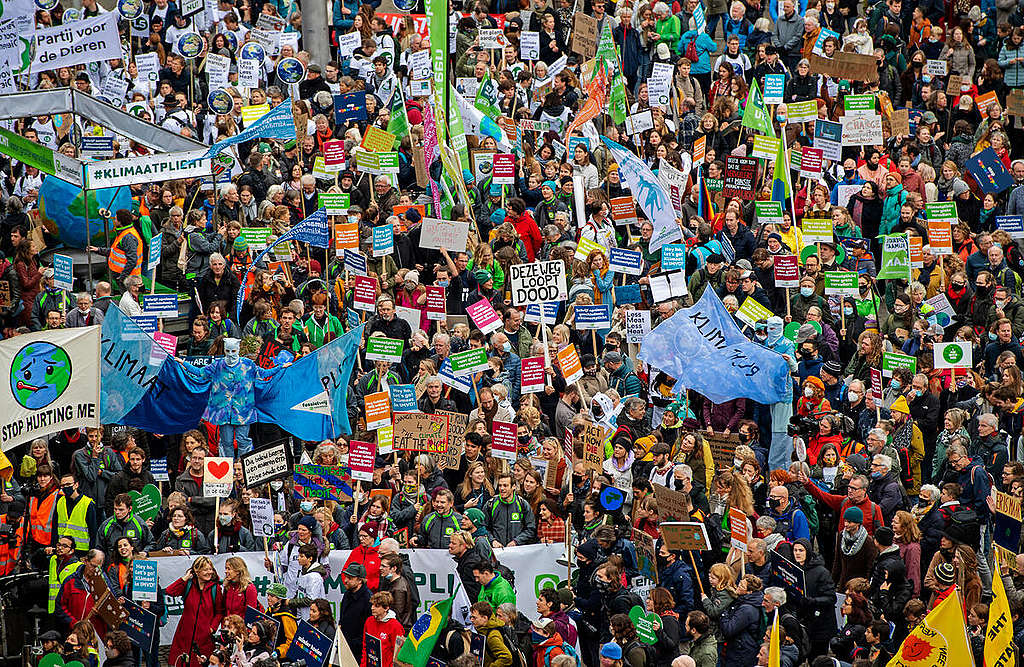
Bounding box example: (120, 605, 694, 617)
(998, 215, 1024, 238)
(344, 249, 367, 275)
(131, 315, 158, 333)
(286, 620, 333, 667)
(150, 457, 169, 482)
(600, 486, 625, 511)
(764, 74, 786, 103)
(966, 147, 1015, 194)
(439, 358, 472, 393)
(147, 233, 162, 271)
(692, 1, 706, 32)
(373, 224, 394, 256)
(142, 293, 178, 317)
(661, 243, 687, 271)
(567, 136, 591, 156)
(80, 136, 114, 155)
(53, 253, 73, 290)
(574, 304, 611, 329)
(347, 308, 359, 328)
(202, 99, 296, 159)
(814, 119, 842, 143)
(614, 284, 642, 304)
(609, 247, 643, 275)
(524, 301, 559, 325)
(334, 92, 368, 124)
(119, 600, 158, 651)
(389, 384, 418, 412)
(245, 605, 281, 644)
(239, 42, 266, 63)
(131, 560, 159, 602)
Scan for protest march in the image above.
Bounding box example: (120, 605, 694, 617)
(5, 0, 1024, 664)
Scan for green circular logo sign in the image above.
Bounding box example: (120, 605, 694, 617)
(942, 344, 964, 365)
(10, 341, 72, 410)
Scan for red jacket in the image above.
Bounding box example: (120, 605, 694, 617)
(533, 632, 566, 667)
(803, 482, 885, 537)
(224, 581, 259, 619)
(361, 614, 404, 667)
(513, 213, 543, 261)
(165, 578, 224, 667)
(345, 545, 381, 591)
(58, 568, 110, 637)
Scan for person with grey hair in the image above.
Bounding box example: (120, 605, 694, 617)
(65, 291, 104, 327)
(868, 453, 906, 524)
(865, 428, 902, 480)
(117, 275, 145, 316)
(417, 374, 455, 413)
(762, 586, 786, 612)
(975, 412, 1009, 483)
(196, 250, 240, 319)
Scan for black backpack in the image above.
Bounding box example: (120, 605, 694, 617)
(492, 626, 529, 667)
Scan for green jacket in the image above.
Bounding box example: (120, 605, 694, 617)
(478, 573, 516, 609)
(656, 15, 681, 53)
(481, 615, 513, 667)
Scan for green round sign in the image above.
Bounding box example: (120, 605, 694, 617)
(942, 344, 964, 365)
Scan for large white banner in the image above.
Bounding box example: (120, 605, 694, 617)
(85, 150, 214, 189)
(0, 326, 100, 450)
(32, 13, 122, 71)
(152, 543, 564, 645)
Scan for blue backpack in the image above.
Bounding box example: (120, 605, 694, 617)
(544, 643, 582, 667)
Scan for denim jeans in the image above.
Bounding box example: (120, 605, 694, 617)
(218, 423, 253, 458)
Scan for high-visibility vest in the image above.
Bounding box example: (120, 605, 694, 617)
(107, 226, 143, 276)
(0, 514, 22, 576)
(48, 556, 82, 613)
(28, 489, 58, 545)
(55, 495, 93, 551)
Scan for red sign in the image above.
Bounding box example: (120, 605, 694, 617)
(609, 196, 637, 225)
(492, 153, 515, 184)
(799, 147, 823, 176)
(425, 285, 446, 321)
(870, 367, 884, 407)
(348, 440, 376, 481)
(492, 421, 518, 461)
(773, 255, 800, 288)
(323, 140, 346, 168)
(521, 357, 545, 394)
(353, 275, 378, 312)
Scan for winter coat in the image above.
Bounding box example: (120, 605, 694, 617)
(166, 578, 224, 667)
(104, 467, 157, 515)
(486, 494, 537, 545)
(678, 30, 718, 75)
(772, 10, 805, 61)
(868, 471, 906, 524)
(224, 581, 259, 619)
(719, 591, 764, 666)
(869, 546, 914, 621)
(339, 583, 372, 658)
(208, 520, 257, 554)
(792, 546, 838, 642)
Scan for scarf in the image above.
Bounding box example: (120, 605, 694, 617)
(840, 524, 868, 556)
(892, 419, 912, 455)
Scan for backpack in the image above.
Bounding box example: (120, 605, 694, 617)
(894, 444, 913, 489)
(623, 638, 657, 666)
(493, 626, 528, 667)
(685, 34, 699, 62)
(545, 643, 582, 667)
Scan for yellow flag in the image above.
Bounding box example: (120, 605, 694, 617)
(986, 551, 1016, 667)
(887, 590, 973, 667)
(769, 609, 780, 667)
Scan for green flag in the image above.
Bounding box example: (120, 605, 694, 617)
(609, 73, 627, 125)
(386, 92, 408, 148)
(771, 129, 791, 202)
(474, 74, 501, 119)
(597, 22, 618, 61)
(394, 595, 454, 667)
(741, 78, 775, 138)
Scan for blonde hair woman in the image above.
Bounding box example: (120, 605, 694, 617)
(224, 556, 258, 618)
(701, 563, 738, 622)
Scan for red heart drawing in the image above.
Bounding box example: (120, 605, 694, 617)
(207, 460, 230, 479)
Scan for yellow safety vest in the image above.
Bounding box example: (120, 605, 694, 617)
(48, 556, 82, 613)
(55, 495, 92, 551)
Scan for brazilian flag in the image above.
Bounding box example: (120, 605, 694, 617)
(394, 595, 453, 667)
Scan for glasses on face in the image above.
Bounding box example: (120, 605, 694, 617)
(848, 485, 864, 492)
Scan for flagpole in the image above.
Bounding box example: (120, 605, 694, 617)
(781, 124, 797, 228)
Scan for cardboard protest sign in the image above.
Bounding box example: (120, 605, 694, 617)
(202, 457, 233, 497)
(240, 441, 291, 488)
(703, 432, 740, 471)
(393, 411, 449, 452)
(808, 52, 878, 82)
(570, 12, 598, 58)
(661, 522, 711, 550)
(653, 483, 690, 522)
(578, 422, 606, 473)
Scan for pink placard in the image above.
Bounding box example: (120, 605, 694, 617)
(521, 356, 545, 394)
(323, 140, 346, 168)
(466, 298, 501, 334)
(153, 331, 177, 354)
(425, 285, 446, 321)
(491, 420, 518, 460)
(774, 255, 800, 288)
(492, 153, 515, 184)
(353, 275, 378, 312)
(349, 440, 376, 481)
(870, 367, 883, 407)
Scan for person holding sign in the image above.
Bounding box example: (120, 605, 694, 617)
(361, 591, 405, 667)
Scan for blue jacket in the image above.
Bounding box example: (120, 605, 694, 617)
(958, 460, 992, 520)
(677, 30, 718, 75)
(768, 502, 811, 541)
(659, 558, 696, 618)
(719, 591, 765, 665)
(331, 0, 359, 29)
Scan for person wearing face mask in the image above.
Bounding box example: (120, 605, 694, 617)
(969, 271, 1000, 331)
(64, 292, 104, 328)
(788, 275, 833, 325)
(52, 473, 97, 557)
(766, 485, 811, 541)
(209, 498, 257, 554)
(797, 376, 832, 418)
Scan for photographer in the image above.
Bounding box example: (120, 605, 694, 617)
(233, 619, 278, 667)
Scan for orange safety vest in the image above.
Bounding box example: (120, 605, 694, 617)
(28, 489, 58, 545)
(107, 226, 143, 277)
(0, 514, 21, 575)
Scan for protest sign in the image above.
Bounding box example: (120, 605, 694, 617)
(966, 147, 1015, 194)
(286, 620, 332, 667)
(450, 347, 491, 375)
(703, 432, 740, 471)
(870, 367, 884, 407)
(318, 192, 351, 214)
(625, 310, 651, 344)
(786, 100, 818, 123)
(132, 560, 158, 602)
(556, 344, 584, 384)
(492, 153, 514, 184)
(653, 484, 691, 522)
(510, 260, 568, 305)
(348, 440, 376, 482)
(574, 304, 611, 330)
(120, 600, 158, 650)
(882, 351, 917, 376)
(521, 31, 540, 59)
(240, 441, 291, 488)
(521, 357, 545, 394)
(420, 218, 471, 251)
(994, 491, 1023, 568)
(823, 272, 859, 296)
(142, 294, 178, 318)
(813, 119, 842, 161)
(735, 297, 773, 328)
(32, 13, 122, 70)
(203, 457, 233, 497)
(774, 255, 800, 287)
(841, 114, 884, 145)
(934, 342, 972, 369)
(661, 522, 711, 550)
(755, 201, 784, 225)
(998, 215, 1024, 239)
(729, 508, 749, 552)
(491, 420, 518, 460)
(660, 244, 687, 271)
(388, 385, 417, 413)
(524, 302, 560, 325)
(372, 224, 394, 257)
(466, 298, 502, 333)
(799, 147, 823, 178)
(763, 74, 785, 104)
(722, 156, 758, 200)
(609, 247, 643, 275)
(878, 234, 911, 280)
(424, 285, 446, 320)
(335, 222, 359, 252)
(579, 423, 605, 473)
(365, 337, 404, 363)
(364, 391, 391, 430)
(610, 196, 637, 226)
(808, 52, 878, 82)
(248, 497, 274, 539)
(352, 275, 377, 311)
(394, 412, 450, 453)
(752, 135, 780, 160)
(53, 254, 73, 290)
(774, 552, 807, 598)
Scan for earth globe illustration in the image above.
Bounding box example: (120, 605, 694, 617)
(37, 176, 134, 248)
(11, 341, 72, 410)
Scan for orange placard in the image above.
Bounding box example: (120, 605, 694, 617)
(729, 507, 748, 552)
(497, 116, 519, 144)
(334, 222, 359, 252)
(364, 391, 392, 430)
(977, 90, 999, 111)
(909, 235, 924, 267)
(693, 135, 707, 163)
(361, 126, 397, 152)
(927, 220, 953, 255)
(556, 344, 583, 384)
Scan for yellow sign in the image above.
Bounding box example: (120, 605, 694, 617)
(241, 103, 270, 124)
(361, 126, 398, 153)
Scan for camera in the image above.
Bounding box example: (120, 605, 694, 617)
(787, 415, 820, 438)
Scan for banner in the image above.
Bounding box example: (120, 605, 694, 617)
(601, 137, 681, 252)
(202, 99, 295, 158)
(32, 13, 122, 70)
(151, 545, 562, 644)
(1, 327, 100, 450)
(85, 150, 213, 189)
(638, 288, 790, 404)
(878, 234, 911, 280)
(254, 324, 365, 438)
(509, 260, 568, 305)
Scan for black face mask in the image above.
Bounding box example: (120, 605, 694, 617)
(768, 497, 781, 510)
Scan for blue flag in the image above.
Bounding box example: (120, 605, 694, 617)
(601, 137, 681, 252)
(254, 324, 365, 438)
(965, 146, 1015, 194)
(203, 99, 296, 158)
(638, 288, 790, 404)
(100, 307, 212, 432)
(237, 208, 329, 319)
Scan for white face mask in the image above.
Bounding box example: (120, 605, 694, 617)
(224, 338, 241, 366)
(848, 391, 861, 403)
(804, 386, 814, 398)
